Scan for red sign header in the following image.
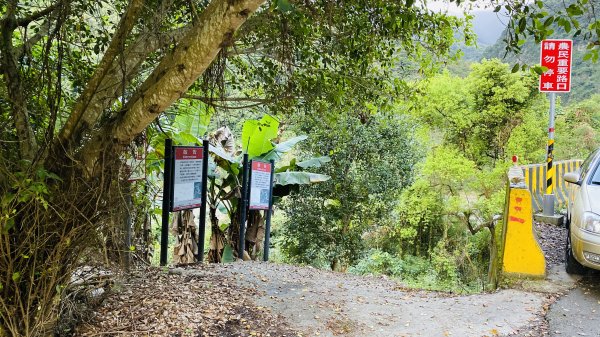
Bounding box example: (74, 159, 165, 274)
(174, 147, 203, 160)
(251, 161, 271, 173)
(539, 39, 573, 93)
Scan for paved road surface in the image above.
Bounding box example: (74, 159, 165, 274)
(548, 270, 600, 337)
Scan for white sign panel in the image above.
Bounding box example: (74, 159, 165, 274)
(249, 161, 272, 210)
(172, 147, 203, 211)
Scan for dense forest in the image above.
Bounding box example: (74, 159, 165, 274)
(0, 0, 598, 335)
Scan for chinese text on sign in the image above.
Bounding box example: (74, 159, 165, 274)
(539, 39, 572, 93)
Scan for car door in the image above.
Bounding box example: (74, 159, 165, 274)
(569, 150, 600, 225)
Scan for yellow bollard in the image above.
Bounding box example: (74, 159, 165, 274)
(502, 169, 546, 277)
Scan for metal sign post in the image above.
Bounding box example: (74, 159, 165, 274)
(238, 154, 250, 259)
(160, 139, 174, 266)
(247, 160, 275, 261)
(263, 160, 275, 261)
(544, 93, 557, 216)
(539, 39, 573, 216)
(198, 139, 209, 262)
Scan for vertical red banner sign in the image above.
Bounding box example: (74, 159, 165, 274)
(539, 39, 573, 93)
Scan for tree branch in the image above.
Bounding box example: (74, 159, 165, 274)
(81, 27, 189, 135)
(17, 18, 54, 60)
(56, 0, 145, 155)
(78, 0, 267, 176)
(15, 2, 62, 27)
(180, 93, 295, 109)
(181, 94, 271, 103)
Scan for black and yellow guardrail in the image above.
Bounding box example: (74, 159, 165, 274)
(521, 160, 582, 211)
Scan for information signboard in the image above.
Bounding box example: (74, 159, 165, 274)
(172, 146, 203, 211)
(539, 39, 573, 93)
(249, 161, 272, 210)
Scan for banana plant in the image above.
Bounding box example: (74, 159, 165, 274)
(207, 115, 330, 262)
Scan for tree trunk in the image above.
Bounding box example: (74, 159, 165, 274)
(0, 8, 38, 161)
(487, 224, 500, 289)
(76, 0, 266, 177)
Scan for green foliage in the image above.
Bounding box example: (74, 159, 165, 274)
(280, 111, 421, 269)
(394, 179, 444, 256)
(505, 107, 548, 164)
(221, 245, 234, 263)
(499, 0, 599, 60)
(274, 172, 330, 186)
(241, 115, 279, 158)
(348, 248, 483, 293)
(416, 59, 544, 166)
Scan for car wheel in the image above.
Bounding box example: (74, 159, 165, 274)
(565, 229, 586, 275)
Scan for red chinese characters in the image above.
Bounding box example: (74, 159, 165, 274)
(539, 39, 573, 93)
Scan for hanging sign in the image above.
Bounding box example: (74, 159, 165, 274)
(539, 39, 573, 93)
(171, 146, 204, 211)
(249, 161, 272, 210)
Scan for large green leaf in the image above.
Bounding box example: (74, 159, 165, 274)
(173, 107, 212, 137)
(241, 115, 279, 158)
(275, 172, 331, 186)
(262, 135, 308, 161)
(209, 144, 238, 164)
(297, 156, 331, 169)
(172, 131, 200, 146)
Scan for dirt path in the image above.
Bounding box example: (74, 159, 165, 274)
(218, 263, 550, 337)
(77, 262, 552, 337)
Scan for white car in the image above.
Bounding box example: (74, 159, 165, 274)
(564, 149, 600, 274)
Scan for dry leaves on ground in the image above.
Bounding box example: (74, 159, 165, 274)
(76, 265, 299, 337)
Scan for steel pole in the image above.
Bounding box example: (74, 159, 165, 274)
(263, 160, 275, 262)
(197, 140, 209, 263)
(238, 154, 249, 259)
(160, 139, 173, 266)
(543, 93, 556, 216)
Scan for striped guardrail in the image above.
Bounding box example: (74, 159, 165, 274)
(521, 160, 582, 211)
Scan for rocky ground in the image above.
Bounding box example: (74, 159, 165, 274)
(535, 222, 566, 268)
(75, 222, 577, 337)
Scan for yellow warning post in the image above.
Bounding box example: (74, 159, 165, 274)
(502, 187, 546, 277)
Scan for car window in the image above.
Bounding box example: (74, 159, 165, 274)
(591, 158, 600, 185)
(592, 167, 600, 184)
(580, 149, 600, 182)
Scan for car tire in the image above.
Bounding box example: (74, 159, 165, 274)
(565, 229, 586, 275)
